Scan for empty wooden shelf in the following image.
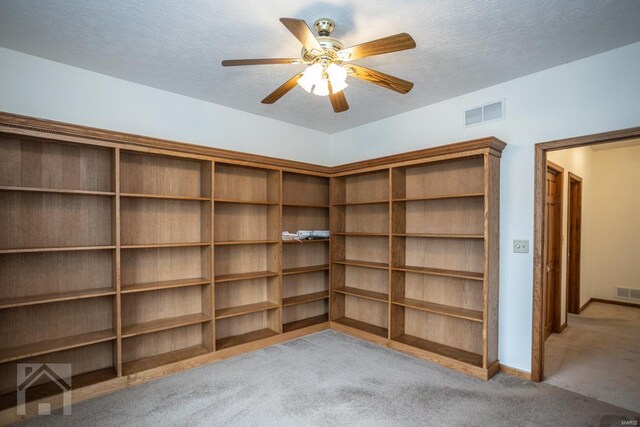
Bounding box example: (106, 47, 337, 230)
(214, 270, 279, 283)
(121, 277, 211, 294)
(282, 291, 329, 307)
(332, 259, 389, 270)
(215, 301, 279, 320)
(122, 345, 210, 376)
(121, 313, 211, 338)
(216, 328, 280, 351)
(332, 317, 388, 339)
(0, 288, 116, 309)
(333, 287, 388, 303)
(282, 313, 329, 333)
(282, 264, 329, 275)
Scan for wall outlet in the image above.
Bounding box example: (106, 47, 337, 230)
(513, 239, 529, 253)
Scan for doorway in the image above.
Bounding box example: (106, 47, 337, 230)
(566, 173, 582, 315)
(531, 126, 640, 383)
(544, 161, 563, 339)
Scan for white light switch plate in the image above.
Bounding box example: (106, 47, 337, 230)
(513, 239, 529, 253)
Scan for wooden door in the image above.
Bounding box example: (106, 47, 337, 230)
(544, 162, 563, 340)
(566, 173, 583, 315)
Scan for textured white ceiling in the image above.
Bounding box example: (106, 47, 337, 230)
(1, 0, 639, 133)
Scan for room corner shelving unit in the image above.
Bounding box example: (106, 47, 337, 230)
(0, 111, 504, 422)
(329, 149, 503, 379)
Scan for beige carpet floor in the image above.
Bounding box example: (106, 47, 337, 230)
(544, 301, 640, 412)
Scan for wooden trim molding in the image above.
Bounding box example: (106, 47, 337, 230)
(589, 298, 640, 310)
(0, 111, 506, 176)
(499, 364, 532, 381)
(531, 125, 640, 383)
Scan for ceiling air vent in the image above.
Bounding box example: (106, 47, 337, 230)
(465, 99, 505, 127)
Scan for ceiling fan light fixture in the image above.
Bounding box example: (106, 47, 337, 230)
(312, 78, 330, 96)
(297, 63, 323, 93)
(327, 63, 348, 93)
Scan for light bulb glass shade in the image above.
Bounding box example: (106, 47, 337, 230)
(313, 78, 330, 96)
(297, 63, 323, 93)
(327, 63, 348, 93)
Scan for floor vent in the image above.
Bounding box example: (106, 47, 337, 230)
(464, 100, 505, 127)
(616, 287, 640, 301)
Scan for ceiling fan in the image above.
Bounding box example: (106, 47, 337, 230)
(222, 18, 416, 113)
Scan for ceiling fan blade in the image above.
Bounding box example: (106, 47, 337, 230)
(348, 64, 414, 94)
(222, 58, 301, 67)
(328, 82, 349, 113)
(280, 18, 323, 53)
(261, 72, 303, 104)
(338, 33, 416, 61)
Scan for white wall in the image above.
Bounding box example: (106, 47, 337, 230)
(547, 147, 596, 323)
(330, 41, 640, 371)
(0, 47, 331, 165)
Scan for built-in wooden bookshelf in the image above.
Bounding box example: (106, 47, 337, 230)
(0, 112, 503, 421)
(281, 172, 330, 333)
(330, 153, 502, 379)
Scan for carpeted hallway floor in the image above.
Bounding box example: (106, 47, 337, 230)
(545, 302, 640, 413)
(21, 330, 639, 426)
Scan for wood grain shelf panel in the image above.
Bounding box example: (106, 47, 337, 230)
(282, 203, 329, 209)
(0, 329, 116, 363)
(0, 288, 116, 309)
(0, 245, 116, 255)
(393, 334, 483, 367)
(393, 265, 484, 281)
(121, 278, 211, 294)
(392, 297, 483, 322)
(282, 264, 329, 276)
(282, 239, 329, 244)
(334, 232, 389, 236)
(121, 192, 210, 201)
(214, 198, 278, 205)
(333, 259, 389, 270)
(214, 271, 279, 283)
(0, 367, 117, 412)
(0, 186, 115, 197)
(121, 313, 211, 338)
(216, 328, 279, 351)
(333, 286, 388, 303)
(215, 301, 279, 320)
(282, 291, 329, 307)
(393, 233, 484, 239)
(213, 240, 279, 246)
(122, 345, 210, 376)
(332, 317, 388, 338)
(121, 242, 211, 250)
(282, 314, 328, 333)
(393, 193, 484, 202)
(332, 200, 389, 206)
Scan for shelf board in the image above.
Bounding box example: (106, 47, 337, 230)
(0, 245, 116, 255)
(282, 290, 329, 307)
(216, 328, 279, 351)
(282, 264, 329, 276)
(121, 313, 211, 338)
(121, 242, 211, 250)
(393, 334, 483, 367)
(214, 198, 278, 205)
(393, 265, 484, 281)
(0, 367, 117, 412)
(282, 203, 329, 209)
(122, 344, 210, 376)
(334, 232, 388, 237)
(121, 277, 211, 294)
(121, 192, 210, 201)
(333, 259, 389, 270)
(332, 317, 388, 339)
(0, 329, 116, 363)
(393, 233, 484, 239)
(333, 286, 388, 303)
(215, 301, 279, 320)
(392, 297, 483, 322)
(282, 239, 330, 244)
(0, 185, 115, 197)
(214, 271, 279, 283)
(214, 240, 279, 246)
(282, 313, 328, 333)
(0, 288, 116, 309)
(393, 193, 484, 202)
(332, 200, 389, 206)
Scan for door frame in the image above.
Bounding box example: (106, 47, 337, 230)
(566, 173, 583, 316)
(544, 160, 564, 337)
(531, 126, 640, 382)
